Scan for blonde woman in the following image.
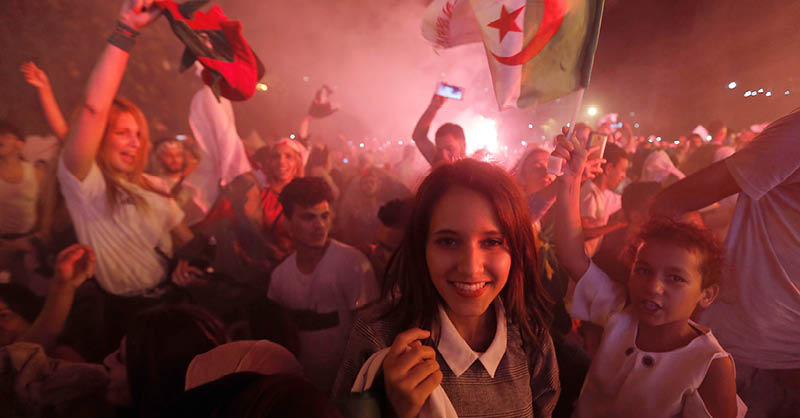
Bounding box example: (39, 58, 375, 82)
(58, 0, 197, 299)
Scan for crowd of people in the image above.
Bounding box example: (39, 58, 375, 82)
(1, 1, 799, 418)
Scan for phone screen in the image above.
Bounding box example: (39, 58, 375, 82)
(587, 132, 609, 160)
(436, 83, 463, 100)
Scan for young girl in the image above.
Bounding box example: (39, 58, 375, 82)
(552, 132, 744, 418)
(333, 159, 559, 418)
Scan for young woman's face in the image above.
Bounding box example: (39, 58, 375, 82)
(103, 337, 132, 406)
(521, 150, 553, 194)
(101, 112, 142, 175)
(426, 186, 511, 325)
(269, 144, 299, 183)
(628, 239, 715, 329)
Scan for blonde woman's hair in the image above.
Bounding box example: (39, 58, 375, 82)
(96, 97, 165, 211)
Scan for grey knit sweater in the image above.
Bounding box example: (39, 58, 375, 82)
(332, 312, 560, 418)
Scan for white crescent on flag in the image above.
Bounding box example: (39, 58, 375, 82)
(422, 0, 603, 110)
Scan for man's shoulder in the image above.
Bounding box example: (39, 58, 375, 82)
(272, 253, 299, 278)
(327, 239, 369, 262)
(580, 180, 600, 197)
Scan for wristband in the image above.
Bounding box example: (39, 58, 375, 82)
(108, 20, 140, 52)
(108, 32, 136, 52)
(115, 20, 140, 38)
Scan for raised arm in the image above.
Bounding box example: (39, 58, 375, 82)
(20, 62, 68, 140)
(300, 85, 338, 147)
(411, 95, 445, 165)
(552, 131, 594, 281)
(650, 159, 740, 219)
(61, 0, 161, 180)
(19, 244, 95, 351)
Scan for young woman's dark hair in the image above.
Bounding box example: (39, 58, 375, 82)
(382, 158, 553, 346)
(125, 303, 227, 418)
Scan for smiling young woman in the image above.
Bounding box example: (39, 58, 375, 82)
(333, 159, 558, 418)
(57, 1, 195, 319)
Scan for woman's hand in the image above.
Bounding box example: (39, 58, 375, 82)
(171, 259, 204, 287)
(53, 244, 96, 291)
(118, 0, 162, 31)
(20, 62, 51, 91)
(383, 328, 443, 418)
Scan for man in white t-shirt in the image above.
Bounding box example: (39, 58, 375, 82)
(267, 177, 378, 394)
(651, 109, 800, 417)
(580, 143, 628, 257)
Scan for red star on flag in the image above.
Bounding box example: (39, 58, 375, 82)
(487, 4, 524, 43)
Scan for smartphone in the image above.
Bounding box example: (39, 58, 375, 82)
(587, 132, 609, 160)
(436, 82, 464, 100)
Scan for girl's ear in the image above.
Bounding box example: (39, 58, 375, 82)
(698, 283, 720, 309)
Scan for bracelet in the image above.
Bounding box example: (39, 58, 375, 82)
(108, 32, 136, 52)
(115, 20, 140, 38)
(108, 20, 139, 52)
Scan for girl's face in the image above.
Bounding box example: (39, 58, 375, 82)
(103, 337, 132, 406)
(628, 239, 717, 329)
(269, 144, 299, 183)
(426, 186, 511, 326)
(521, 151, 554, 194)
(101, 112, 142, 175)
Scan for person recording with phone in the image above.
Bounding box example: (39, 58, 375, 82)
(411, 84, 467, 166)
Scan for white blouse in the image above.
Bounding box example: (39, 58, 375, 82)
(571, 262, 747, 418)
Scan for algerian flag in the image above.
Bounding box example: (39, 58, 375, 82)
(422, 0, 604, 109)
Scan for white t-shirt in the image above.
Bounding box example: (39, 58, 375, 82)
(186, 86, 253, 225)
(699, 109, 800, 369)
(571, 262, 747, 418)
(580, 180, 622, 257)
(267, 239, 378, 392)
(57, 158, 184, 296)
(154, 175, 206, 228)
(0, 161, 38, 235)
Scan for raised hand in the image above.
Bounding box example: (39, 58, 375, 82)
(20, 62, 51, 90)
(383, 328, 443, 418)
(552, 126, 602, 183)
(429, 93, 447, 109)
(118, 0, 162, 31)
(54, 244, 96, 290)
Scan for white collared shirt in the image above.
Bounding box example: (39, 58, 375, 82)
(435, 301, 507, 378)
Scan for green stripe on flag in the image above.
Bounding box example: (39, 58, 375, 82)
(517, 0, 604, 108)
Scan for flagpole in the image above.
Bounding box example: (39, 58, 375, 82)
(547, 88, 585, 175)
(566, 88, 585, 140)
